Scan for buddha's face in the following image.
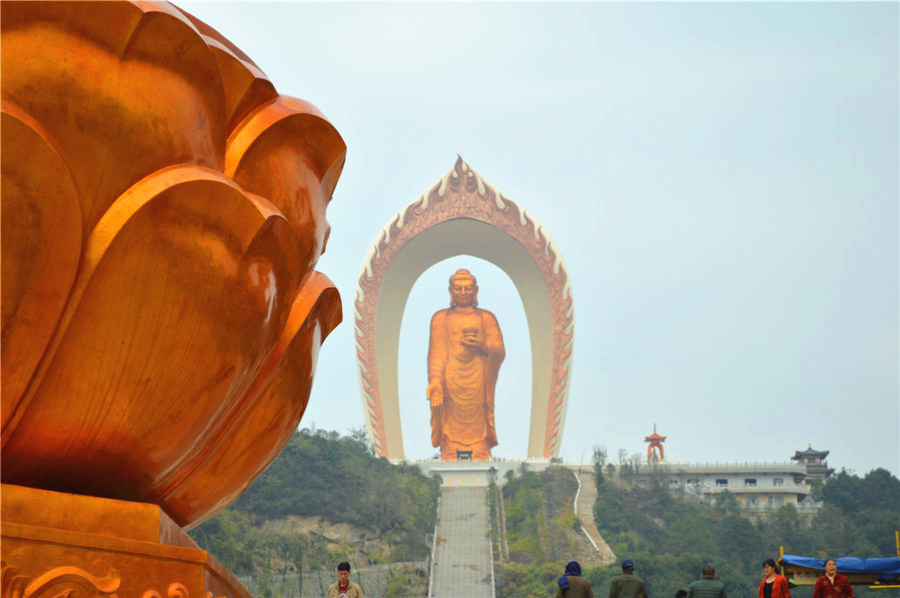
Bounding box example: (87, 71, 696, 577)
(450, 276, 477, 307)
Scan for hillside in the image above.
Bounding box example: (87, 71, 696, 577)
(187, 428, 441, 577)
(495, 463, 900, 598)
(189, 433, 899, 598)
(499, 466, 597, 565)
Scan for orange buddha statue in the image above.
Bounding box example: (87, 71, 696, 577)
(426, 269, 505, 461)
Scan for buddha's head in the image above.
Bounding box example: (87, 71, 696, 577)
(449, 269, 478, 307)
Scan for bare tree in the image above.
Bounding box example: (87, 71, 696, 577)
(592, 446, 608, 484)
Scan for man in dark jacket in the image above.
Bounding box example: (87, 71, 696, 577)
(556, 560, 594, 597)
(687, 566, 727, 598)
(609, 560, 648, 598)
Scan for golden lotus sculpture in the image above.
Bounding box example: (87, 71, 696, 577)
(1, 1, 345, 529)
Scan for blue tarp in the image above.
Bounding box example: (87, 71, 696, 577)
(782, 555, 900, 582)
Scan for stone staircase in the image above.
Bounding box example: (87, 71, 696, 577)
(428, 487, 494, 598)
(573, 469, 617, 564)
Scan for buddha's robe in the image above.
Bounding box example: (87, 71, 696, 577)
(428, 307, 504, 460)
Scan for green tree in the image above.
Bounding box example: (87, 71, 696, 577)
(821, 470, 863, 514)
(716, 513, 763, 565)
(714, 490, 740, 517)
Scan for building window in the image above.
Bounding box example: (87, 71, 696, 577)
(774, 496, 784, 505)
(669, 480, 680, 487)
(716, 479, 728, 487)
(686, 479, 698, 485)
(745, 478, 757, 487)
(773, 478, 784, 487)
(747, 496, 758, 504)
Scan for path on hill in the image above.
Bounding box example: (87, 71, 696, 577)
(429, 486, 494, 598)
(573, 469, 617, 564)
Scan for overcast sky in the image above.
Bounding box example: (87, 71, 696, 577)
(183, 2, 898, 476)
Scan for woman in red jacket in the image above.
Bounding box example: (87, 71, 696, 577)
(758, 558, 791, 598)
(812, 559, 854, 598)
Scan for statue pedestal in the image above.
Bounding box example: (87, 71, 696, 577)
(414, 460, 553, 487)
(1, 484, 249, 597)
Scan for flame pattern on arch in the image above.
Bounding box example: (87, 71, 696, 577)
(354, 157, 574, 459)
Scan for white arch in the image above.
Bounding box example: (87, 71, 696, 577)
(355, 158, 573, 460)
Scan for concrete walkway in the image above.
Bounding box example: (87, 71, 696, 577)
(429, 487, 494, 598)
(573, 469, 617, 564)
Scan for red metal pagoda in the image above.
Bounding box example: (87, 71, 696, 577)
(645, 424, 667, 461)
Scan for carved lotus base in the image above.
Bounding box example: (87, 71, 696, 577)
(0, 484, 248, 598)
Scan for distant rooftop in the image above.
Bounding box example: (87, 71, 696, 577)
(792, 444, 830, 459)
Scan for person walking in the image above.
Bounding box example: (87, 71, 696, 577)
(328, 562, 364, 598)
(609, 559, 648, 598)
(555, 560, 594, 597)
(758, 558, 790, 598)
(687, 565, 726, 598)
(812, 559, 854, 598)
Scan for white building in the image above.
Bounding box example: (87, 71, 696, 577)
(627, 446, 833, 514)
